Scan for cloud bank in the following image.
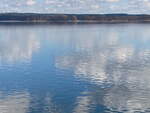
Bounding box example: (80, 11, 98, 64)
(0, 0, 150, 14)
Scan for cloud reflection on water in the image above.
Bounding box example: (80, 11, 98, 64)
(0, 24, 150, 112)
(0, 91, 30, 113)
(0, 26, 40, 64)
(55, 25, 150, 85)
(54, 24, 150, 112)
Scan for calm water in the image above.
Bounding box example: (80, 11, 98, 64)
(0, 24, 150, 113)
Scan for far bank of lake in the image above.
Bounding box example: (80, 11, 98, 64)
(1, 13, 150, 23)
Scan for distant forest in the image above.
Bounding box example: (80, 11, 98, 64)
(0, 13, 150, 23)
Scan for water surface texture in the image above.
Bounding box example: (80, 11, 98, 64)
(0, 24, 150, 113)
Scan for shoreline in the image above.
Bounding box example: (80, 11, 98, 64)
(1, 13, 150, 23)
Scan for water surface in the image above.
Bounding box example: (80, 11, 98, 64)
(0, 24, 150, 113)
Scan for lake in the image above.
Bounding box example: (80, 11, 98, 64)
(0, 24, 150, 113)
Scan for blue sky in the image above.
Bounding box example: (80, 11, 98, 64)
(0, 0, 150, 14)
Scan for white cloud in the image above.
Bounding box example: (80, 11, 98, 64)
(106, 0, 120, 2)
(26, 0, 36, 5)
(0, 0, 150, 14)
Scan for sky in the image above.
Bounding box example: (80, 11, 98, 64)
(0, 0, 150, 14)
